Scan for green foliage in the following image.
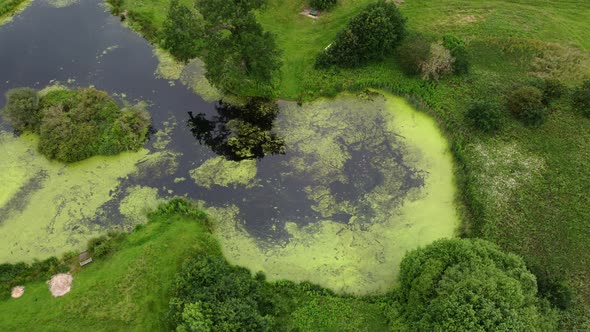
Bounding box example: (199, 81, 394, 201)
(442, 34, 469, 75)
(572, 80, 590, 117)
(529, 77, 567, 106)
(316, 0, 405, 68)
(2, 88, 41, 132)
(396, 239, 558, 331)
(106, 0, 123, 15)
(420, 41, 454, 81)
(86, 232, 126, 258)
(168, 255, 274, 332)
(506, 86, 548, 126)
(397, 34, 431, 76)
(26, 87, 152, 163)
(309, 0, 336, 11)
(195, 0, 282, 97)
(466, 100, 503, 133)
(162, 0, 203, 63)
(127, 10, 160, 42)
(0, 0, 26, 18)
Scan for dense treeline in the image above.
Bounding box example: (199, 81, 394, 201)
(2, 87, 151, 162)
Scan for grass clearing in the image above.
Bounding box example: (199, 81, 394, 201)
(0, 211, 215, 331)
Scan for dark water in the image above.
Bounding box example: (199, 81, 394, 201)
(0, 0, 422, 242)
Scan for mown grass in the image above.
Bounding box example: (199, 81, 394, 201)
(0, 211, 216, 332)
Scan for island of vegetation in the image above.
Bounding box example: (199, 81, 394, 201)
(2, 86, 151, 163)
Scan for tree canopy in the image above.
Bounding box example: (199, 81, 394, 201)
(316, 1, 406, 68)
(161, 0, 281, 97)
(395, 239, 558, 331)
(162, 0, 204, 63)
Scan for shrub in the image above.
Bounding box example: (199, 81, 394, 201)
(169, 255, 273, 332)
(396, 239, 558, 331)
(310, 0, 337, 10)
(315, 1, 405, 68)
(506, 86, 548, 126)
(420, 41, 454, 81)
(572, 80, 590, 117)
(397, 34, 431, 76)
(2, 88, 41, 132)
(466, 100, 503, 133)
(442, 34, 469, 75)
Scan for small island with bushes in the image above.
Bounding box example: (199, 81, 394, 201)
(2, 86, 151, 163)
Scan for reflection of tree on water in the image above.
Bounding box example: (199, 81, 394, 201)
(188, 98, 286, 161)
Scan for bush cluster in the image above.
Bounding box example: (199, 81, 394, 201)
(2, 87, 151, 163)
(310, 0, 337, 10)
(316, 1, 406, 68)
(169, 255, 278, 332)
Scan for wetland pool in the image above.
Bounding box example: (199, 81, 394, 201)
(0, 0, 458, 294)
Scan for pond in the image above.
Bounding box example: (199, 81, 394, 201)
(0, 0, 458, 294)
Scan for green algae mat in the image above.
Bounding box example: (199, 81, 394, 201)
(0, 91, 458, 295)
(208, 92, 459, 295)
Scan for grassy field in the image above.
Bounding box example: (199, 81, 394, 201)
(0, 210, 217, 331)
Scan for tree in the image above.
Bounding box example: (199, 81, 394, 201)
(2, 88, 40, 132)
(396, 239, 558, 331)
(162, 0, 204, 63)
(506, 86, 548, 126)
(420, 41, 454, 81)
(572, 80, 590, 117)
(315, 1, 405, 68)
(196, 0, 281, 97)
(466, 100, 503, 133)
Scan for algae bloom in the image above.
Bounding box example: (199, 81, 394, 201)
(210, 92, 459, 295)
